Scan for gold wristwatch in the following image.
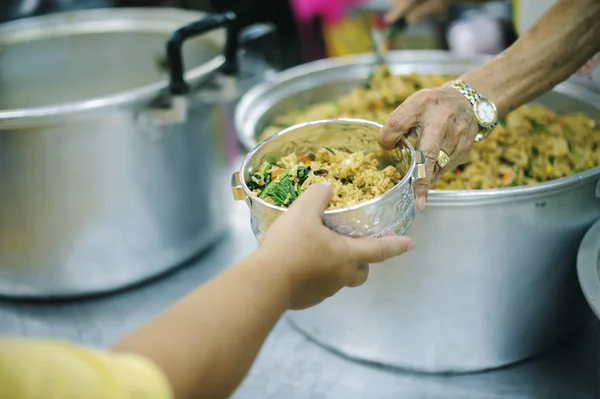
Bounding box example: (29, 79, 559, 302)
(448, 79, 498, 142)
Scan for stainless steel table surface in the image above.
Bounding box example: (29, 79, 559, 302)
(0, 160, 598, 399)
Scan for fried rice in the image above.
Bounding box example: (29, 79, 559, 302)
(259, 66, 600, 190)
(247, 147, 401, 209)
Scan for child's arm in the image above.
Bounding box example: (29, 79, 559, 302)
(0, 183, 412, 399)
(111, 182, 414, 399)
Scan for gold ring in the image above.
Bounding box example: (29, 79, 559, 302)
(437, 150, 450, 169)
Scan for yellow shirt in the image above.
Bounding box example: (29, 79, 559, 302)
(0, 339, 173, 399)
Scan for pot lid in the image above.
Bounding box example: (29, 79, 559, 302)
(577, 217, 600, 320)
(0, 8, 225, 117)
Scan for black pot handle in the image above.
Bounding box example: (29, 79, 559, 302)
(166, 12, 238, 96)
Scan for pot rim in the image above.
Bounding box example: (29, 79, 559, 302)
(235, 50, 600, 203)
(0, 8, 225, 125)
(235, 51, 481, 152)
(239, 118, 418, 216)
(577, 217, 600, 320)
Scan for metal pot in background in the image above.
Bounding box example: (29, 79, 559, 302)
(577, 218, 600, 382)
(0, 8, 241, 298)
(235, 51, 600, 373)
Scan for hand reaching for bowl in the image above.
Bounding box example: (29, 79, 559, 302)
(378, 86, 479, 210)
(260, 182, 415, 310)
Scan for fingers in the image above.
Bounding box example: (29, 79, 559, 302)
(378, 102, 419, 150)
(347, 264, 369, 287)
(430, 113, 474, 186)
(349, 235, 415, 264)
(385, 0, 420, 24)
(414, 118, 448, 210)
(288, 182, 333, 217)
(405, 0, 447, 25)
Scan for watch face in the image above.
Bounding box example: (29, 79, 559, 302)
(474, 99, 497, 127)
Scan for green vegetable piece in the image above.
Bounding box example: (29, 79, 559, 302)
(324, 146, 336, 155)
(259, 166, 298, 206)
(247, 173, 262, 191)
(262, 161, 276, 186)
(563, 125, 574, 139)
(527, 118, 549, 134)
(297, 166, 311, 185)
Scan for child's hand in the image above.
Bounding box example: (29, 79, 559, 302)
(259, 182, 414, 310)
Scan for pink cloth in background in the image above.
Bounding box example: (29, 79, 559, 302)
(291, 0, 367, 24)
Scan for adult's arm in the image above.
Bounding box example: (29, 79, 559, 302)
(461, 0, 600, 117)
(112, 183, 413, 399)
(379, 0, 600, 209)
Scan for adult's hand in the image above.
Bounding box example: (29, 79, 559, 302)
(260, 182, 415, 310)
(385, 0, 452, 25)
(378, 86, 479, 209)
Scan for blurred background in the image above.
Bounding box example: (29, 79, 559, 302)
(1, 0, 517, 70)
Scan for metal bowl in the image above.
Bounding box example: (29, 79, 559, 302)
(231, 119, 426, 240)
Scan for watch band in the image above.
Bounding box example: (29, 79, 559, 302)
(448, 79, 496, 142)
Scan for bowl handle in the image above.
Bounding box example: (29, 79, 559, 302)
(231, 172, 247, 201)
(411, 150, 427, 185)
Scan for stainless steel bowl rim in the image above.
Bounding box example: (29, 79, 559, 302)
(577, 217, 600, 319)
(235, 50, 600, 203)
(0, 8, 225, 125)
(239, 118, 418, 215)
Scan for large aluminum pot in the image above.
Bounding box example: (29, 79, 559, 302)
(231, 119, 427, 240)
(577, 217, 600, 384)
(0, 8, 241, 298)
(235, 51, 600, 373)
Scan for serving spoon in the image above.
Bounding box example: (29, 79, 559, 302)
(364, 16, 407, 87)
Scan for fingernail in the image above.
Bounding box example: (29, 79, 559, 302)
(382, 231, 397, 237)
(406, 240, 415, 252)
(417, 197, 427, 210)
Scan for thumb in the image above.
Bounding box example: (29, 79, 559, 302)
(288, 182, 333, 217)
(413, 172, 433, 211)
(413, 118, 447, 210)
(349, 235, 415, 264)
